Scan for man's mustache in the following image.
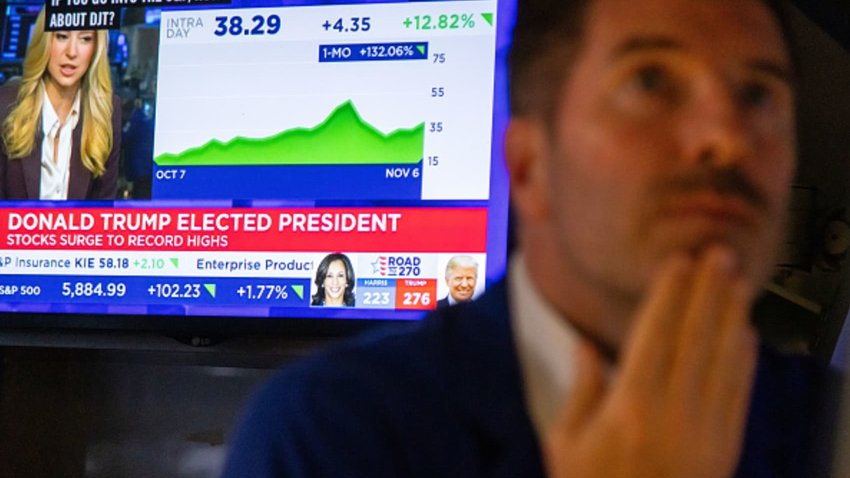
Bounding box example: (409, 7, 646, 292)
(654, 167, 768, 211)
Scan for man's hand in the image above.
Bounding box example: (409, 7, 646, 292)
(544, 247, 758, 478)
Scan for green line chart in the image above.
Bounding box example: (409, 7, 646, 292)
(154, 101, 425, 166)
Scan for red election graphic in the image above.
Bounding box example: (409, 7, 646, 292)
(395, 278, 437, 311)
(0, 208, 487, 253)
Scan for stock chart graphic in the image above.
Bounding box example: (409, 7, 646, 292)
(154, 101, 425, 166)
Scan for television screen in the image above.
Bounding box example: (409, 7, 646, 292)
(0, 0, 514, 330)
(0, 1, 42, 65)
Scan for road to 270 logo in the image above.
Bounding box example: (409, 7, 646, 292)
(371, 256, 422, 277)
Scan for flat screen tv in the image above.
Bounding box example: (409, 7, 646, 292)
(0, 0, 515, 338)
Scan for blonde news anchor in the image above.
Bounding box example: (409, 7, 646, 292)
(0, 9, 120, 200)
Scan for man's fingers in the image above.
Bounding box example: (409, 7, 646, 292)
(671, 246, 738, 399)
(559, 340, 607, 433)
(707, 280, 758, 431)
(618, 255, 691, 395)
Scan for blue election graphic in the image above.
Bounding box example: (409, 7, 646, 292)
(319, 42, 428, 63)
(0, 275, 311, 308)
(356, 277, 396, 309)
(153, 164, 423, 200)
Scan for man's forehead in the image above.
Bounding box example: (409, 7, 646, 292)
(450, 267, 477, 276)
(582, 0, 790, 67)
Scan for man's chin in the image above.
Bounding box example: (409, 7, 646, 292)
(649, 223, 753, 258)
(649, 234, 776, 285)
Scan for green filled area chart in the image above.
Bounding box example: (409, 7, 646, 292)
(152, 0, 498, 201)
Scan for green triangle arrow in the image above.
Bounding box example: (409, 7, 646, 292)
(416, 44, 426, 56)
(481, 13, 494, 26)
(203, 284, 216, 298)
(291, 284, 304, 300)
(170, 258, 179, 268)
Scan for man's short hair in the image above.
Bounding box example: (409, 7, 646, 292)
(508, 0, 797, 121)
(445, 255, 479, 279)
(509, 0, 592, 120)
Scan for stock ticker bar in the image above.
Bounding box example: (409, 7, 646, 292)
(0, 275, 309, 308)
(0, 274, 439, 311)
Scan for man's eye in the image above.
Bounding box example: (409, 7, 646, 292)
(740, 83, 772, 108)
(632, 65, 669, 93)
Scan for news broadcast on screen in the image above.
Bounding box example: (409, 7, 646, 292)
(0, 0, 512, 321)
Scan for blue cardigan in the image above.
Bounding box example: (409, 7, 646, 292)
(222, 280, 837, 477)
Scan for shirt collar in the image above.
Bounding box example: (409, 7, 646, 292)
(41, 84, 82, 131)
(509, 252, 582, 440)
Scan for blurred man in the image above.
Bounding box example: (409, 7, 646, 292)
(223, 1, 837, 477)
(437, 255, 479, 308)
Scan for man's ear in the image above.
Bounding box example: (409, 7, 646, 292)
(505, 117, 551, 221)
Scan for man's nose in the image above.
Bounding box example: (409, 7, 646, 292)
(679, 79, 754, 169)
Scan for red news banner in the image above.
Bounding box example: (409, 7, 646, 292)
(0, 208, 488, 253)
